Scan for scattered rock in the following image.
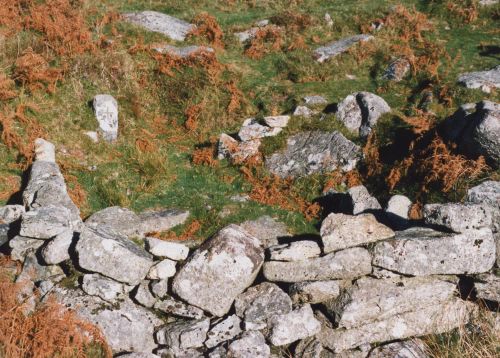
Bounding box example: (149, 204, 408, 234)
(268, 240, 321, 261)
(20, 205, 72, 239)
(347, 185, 382, 215)
(147, 259, 176, 279)
(154, 295, 205, 319)
(264, 115, 290, 128)
(123, 11, 194, 41)
(205, 314, 242, 349)
(373, 227, 495, 275)
(153, 44, 214, 56)
(218, 133, 261, 162)
(304, 95, 328, 106)
(40, 229, 74, 264)
(289, 280, 342, 304)
(263, 247, 372, 282)
(9, 236, 44, 261)
(93, 94, 119, 142)
(84, 131, 99, 143)
(324, 13, 334, 27)
(145, 237, 189, 260)
(156, 318, 210, 351)
(267, 304, 321, 346)
(320, 213, 394, 253)
(474, 273, 500, 303)
(382, 58, 411, 82)
(227, 331, 270, 358)
(266, 131, 361, 178)
(294, 106, 315, 117)
(172, 225, 264, 317)
(423, 203, 493, 233)
(368, 339, 429, 358)
(314, 35, 374, 63)
(458, 65, 500, 93)
(238, 118, 283, 141)
(82, 273, 132, 302)
(239, 216, 289, 248)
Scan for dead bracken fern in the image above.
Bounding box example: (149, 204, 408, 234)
(192, 145, 218, 167)
(0, 74, 18, 100)
(148, 220, 202, 241)
(446, 1, 479, 24)
(14, 49, 62, 94)
(189, 13, 225, 48)
(244, 26, 283, 59)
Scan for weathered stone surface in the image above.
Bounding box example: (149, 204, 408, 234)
(82, 273, 132, 302)
(34, 138, 55, 162)
(156, 318, 210, 350)
(154, 295, 205, 319)
(424, 203, 493, 232)
(50, 286, 161, 354)
(16, 252, 64, 283)
(133, 281, 157, 308)
(467, 180, 500, 208)
(264, 115, 290, 128)
(319, 298, 473, 353)
(347, 186, 382, 215)
(268, 240, 321, 261)
(474, 273, 500, 303)
(479, 0, 499, 5)
(264, 247, 372, 282)
(373, 227, 495, 275)
(123, 11, 194, 41)
(76, 227, 153, 285)
(85, 206, 142, 238)
(295, 337, 323, 358)
(382, 58, 411, 82)
(289, 280, 342, 304)
(266, 131, 361, 178)
(239, 216, 289, 248)
(314, 35, 373, 63)
(40, 229, 73, 264)
(235, 27, 260, 43)
(304, 95, 328, 106)
(93, 94, 118, 142)
(147, 258, 176, 279)
(238, 118, 282, 141)
(227, 331, 270, 358)
(320, 213, 394, 253)
(9, 236, 44, 261)
(234, 282, 292, 324)
(267, 304, 321, 346)
(153, 44, 213, 57)
(218, 134, 261, 163)
(172, 225, 264, 317)
(145, 237, 189, 260)
(120, 353, 160, 358)
(326, 277, 458, 329)
(20, 205, 72, 239)
(0, 224, 9, 247)
(368, 339, 428, 358)
(205, 314, 242, 348)
(156, 347, 203, 358)
(0, 205, 24, 224)
(150, 278, 170, 298)
(385, 195, 412, 228)
(458, 65, 500, 93)
(139, 209, 189, 234)
(294, 106, 315, 117)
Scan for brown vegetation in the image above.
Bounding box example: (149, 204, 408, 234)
(148, 220, 203, 241)
(190, 13, 225, 49)
(244, 26, 283, 59)
(192, 145, 218, 167)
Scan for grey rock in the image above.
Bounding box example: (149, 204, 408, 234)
(347, 186, 382, 215)
(150, 278, 170, 298)
(40, 229, 74, 264)
(235, 27, 259, 43)
(264, 115, 290, 128)
(205, 315, 242, 349)
(266, 131, 361, 178)
(368, 339, 428, 358)
(227, 331, 270, 358)
(0, 224, 9, 247)
(153, 44, 213, 57)
(264, 247, 372, 282)
(267, 304, 321, 346)
(156, 318, 210, 350)
(295, 337, 323, 358)
(34, 138, 55, 162)
(234, 282, 292, 324)
(289, 280, 342, 304)
(82, 273, 132, 302)
(156, 348, 203, 357)
(239, 216, 289, 248)
(238, 118, 282, 141)
(474, 273, 500, 303)
(218, 133, 261, 163)
(120, 353, 160, 358)
(138, 209, 190, 235)
(314, 35, 374, 63)
(93, 94, 118, 142)
(385, 195, 412, 227)
(20, 205, 72, 239)
(304, 95, 328, 106)
(145, 237, 189, 260)
(9, 236, 44, 261)
(16, 252, 64, 283)
(147, 258, 176, 279)
(467, 181, 500, 208)
(479, 0, 499, 4)
(85, 206, 142, 238)
(373, 227, 495, 275)
(76, 227, 153, 285)
(294, 106, 315, 117)
(458, 65, 500, 93)
(268, 240, 321, 261)
(123, 11, 194, 41)
(173, 225, 264, 316)
(154, 295, 205, 319)
(382, 58, 411, 82)
(371, 267, 401, 279)
(424, 203, 493, 232)
(133, 281, 157, 308)
(320, 213, 394, 253)
(0, 204, 24, 224)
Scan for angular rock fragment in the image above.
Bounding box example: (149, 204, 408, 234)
(320, 213, 394, 253)
(264, 115, 290, 128)
(154, 295, 205, 319)
(368, 339, 428, 358)
(218, 133, 261, 163)
(172, 225, 264, 316)
(294, 337, 323, 358)
(458, 65, 500, 93)
(123, 11, 194, 41)
(268, 240, 321, 261)
(9, 236, 44, 262)
(0, 205, 24, 224)
(20, 205, 72, 239)
(289, 280, 342, 304)
(147, 259, 176, 279)
(347, 185, 382, 215)
(150, 278, 170, 298)
(145, 237, 189, 260)
(264, 247, 372, 282)
(467, 180, 500, 208)
(267, 305, 321, 346)
(139, 209, 189, 235)
(133, 281, 157, 308)
(153, 44, 214, 57)
(385, 195, 412, 228)
(304, 95, 328, 106)
(238, 118, 282, 141)
(205, 315, 242, 349)
(16, 252, 64, 283)
(239, 216, 289, 248)
(424, 203, 493, 232)
(40, 229, 74, 264)
(314, 35, 373, 63)
(227, 331, 270, 358)
(156, 318, 210, 350)
(474, 273, 500, 303)
(0, 224, 9, 247)
(82, 273, 132, 302)
(85, 206, 142, 238)
(93, 94, 118, 142)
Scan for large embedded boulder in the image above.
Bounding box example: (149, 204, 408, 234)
(123, 11, 195, 41)
(458, 65, 500, 93)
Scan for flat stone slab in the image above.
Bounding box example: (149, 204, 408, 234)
(239, 216, 289, 248)
(373, 227, 495, 275)
(228, 331, 270, 358)
(205, 314, 242, 349)
(314, 34, 373, 63)
(289, 280, 342, 304)
(238, 118, 282, 141)
(0, 204, 24, 224)
(268, 240, 321, 261)
(458, 65, 500, 93)
(467, 180, 500, 208)
(156, 318, 210, 350)
(263, 247, 372, 282)
(123, 11, 194, 41)
(81, 273, 132, 302)
(154, 295, 205, 319)
(368, 339, 429, 358)
(423, 203, 493, 233)
(145, 237, 189, 260)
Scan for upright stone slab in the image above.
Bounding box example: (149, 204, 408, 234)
(93, 94, 118, 142)
(123, 11, 195, 41)
(172, 225, 264, 316)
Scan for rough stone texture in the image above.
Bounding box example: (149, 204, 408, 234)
(138, 209, 189, 235)
(295, 337, 323, 358)
(267, 304, 321, 346)
(0, 224, 9, 247)
(235, 27, 260, 43)
(266, 131, 361, 178)
(0, 205, 24, 224)
(268, 240, 321, 261)
(172, 225, 264, 317)
(474, 273, 500, 303)
(85, 206, 142, 238)
(16, 252, 64, 283)
(50, 286, 161, 354)
(373, 227, 495, 275)
(385, 195, 412, 228)
(150, 278, 170, 298)
(147, 258, 176, 279)
(458, 65, 500, 93)
(76, 227, 153, 285)
(424, 203, 493, 233)
(218, 133, 261, 163)
(145, 237, 189, 260)
(467, 181, 500, 208)
(153, 44, 213, 56)
(123, 11, 194, 41)
(264, 115, 290, 128)
(156, 318, 210, 350)
(304, 95, 328, 106)
(440, 103, 477, 142)
(81, 273, 132, 302)
(9, 236, 44, 261)
(154, 295, 205, 319)
(314, 35, 373, 63)
(320, 213, 394, 253)
(93, 94, 118, 142)
(238, 118, 282, 141)
(40, 229, 74, 264)
(319, 298, 473, 353)
(382, 58, 411, 82)
(264, 247, 372, 283)
(34, 138, 55, 162)
(239, 216, 289, 248)
(20, 205, 72, 239)
(234, 282, 292, 324)
(205, 314, 242, 348)
(227, 331, 270, 358)
(294, 106, 315, 117)
(347, 186, 382, 215)
(326, 277, 458, 329)
(133, 281, 157, 308)
(290, 280, 342, 304)
(368, 339, 429, 358)
(120, 354, 160, 358)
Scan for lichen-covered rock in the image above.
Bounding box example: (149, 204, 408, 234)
(368, 339, 429, 358)
(294, 337, 323, 358)
(294, 106, 315, 117)
(423, 203, 493, 233)
(320, 213, 394, 253)
(156, 318, 210, 351)
(40, 229, 74, 264)
(123, 11, 194, 41)
(227, 331, 270, 358)
(266, 131, 361, 178)
(0, 205, 24, 224)
(20, 205, 72, 239)
(205, 315, 242, 349)
(263, 247, 372, 282)
(145, 237, 189, 260)
(133, 281, 157, 308)
(304, 95, 328, 106)
(347, 186, 382, 215)
(268, 240, 321, 261)
(474, 273, 500, 303)
(467, 181, 500, 208)
(75, 227, 154, 285)
(153, 44, 213, 57)
(458, 65, 500, 93)
(385, 195, 412, 228)
(234, 282, 292, 324)
(9, 236, 44, 261)
(85, 206, 142, 238)
(172, 225, 264, 316)
(93, 94, 118, 142)
(238, 118, 282, 141)
(264, 115, 290, 128)
(82, 273, 132, 302)
(154, 295, 205, 319)
(382, 58, 411, 82)
(218, 133, 261, 163)
(138, 209, 189, 235)
(239, 216, 289, 248)
(16, 252, 64, 283)
(314, 35, 373, 63)
(147, 259, 176, 279)
(267, 305, 321, 346)
(289, 280, 342, 304)
(373, 227, 495, 275)
(150, 278, 169, 298)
